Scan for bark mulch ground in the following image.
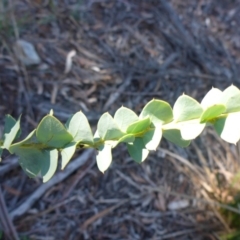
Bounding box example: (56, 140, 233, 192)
(1, 0, 240, 239)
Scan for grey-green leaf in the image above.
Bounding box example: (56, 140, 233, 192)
(214, 112, 240, 144)
(3, 116, 21, 150)
(17, 148, 43, 178)
(127, 138, 149, 163)
(178, 120, 205, 140)
(41, 149, 58, 183)
(201, 88, 222, 109)
(143, 126, 162, 151)
(114, 107, 139, 132)
(173, 95, 203, 122)
(126, 117, 151, 134)
(163, 129, 191, 147)
(66, 111, 93, 144)
(118, 134, 135, 143)
(4, 115, 17, 136)
(36, 115, 73, 148)
(140, 99, 173, 125)
(9, 130, 38, 154)
(97, 113, 124, 140)
(220, 85, 240, 113)
(61, 142, 77, 170)
(104, 140, 119, 148)
(200, 104, 226, 123)
(96, 144, 112, 173)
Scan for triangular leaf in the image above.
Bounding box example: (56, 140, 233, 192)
(61, 142, 77, 170)
(3, 115, 21, 139)
(173, 95, 203, 122)
(3, 115, 16, 135)
(114, 107, 138, 132)
(93, 130, 100, 142)
(3, 116, 21, 150)
(13, 143, 59, 182)
(36, 115, 73, 148)
(163, 120, 205, 141)
(97, 113, 124, 140)
(41, 149, 58, 183)
(66, 111, 93, 144)
(143, 126, 162, 151)
(140, 99, 173, 125)
(200, 104, 226, 123)
(127, 138, 149, 163)
(178, 120, 205, 140)
(221, 85, 240, 113)
(163, 129, 191, 147)
(201, 88, 223, 109)
(126, 117, 151, 134)
(17, 148, 43, 178)
(214, 112, 240, 144)
(96, 144, 112, 173)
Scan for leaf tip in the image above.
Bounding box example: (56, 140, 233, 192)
(49, 109, 54, 116)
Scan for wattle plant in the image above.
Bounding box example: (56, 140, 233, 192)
(1, 85, 240, 182)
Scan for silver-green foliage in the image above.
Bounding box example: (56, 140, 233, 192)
(1, 85, 240, 182)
